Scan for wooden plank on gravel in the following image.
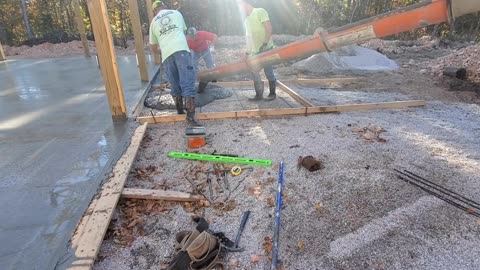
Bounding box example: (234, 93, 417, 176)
(293, 78, 358, 85)
(122, 188, 203, 201)
(277, 80, 315, 107)
(137, 100, 424, 124)
(68, 123, 148, 270)
(306, 100, 426, 113)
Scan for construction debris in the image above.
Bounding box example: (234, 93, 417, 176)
(297, 156, 323, 172)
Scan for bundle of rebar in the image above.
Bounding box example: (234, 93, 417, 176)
(394, 169, 480, 218)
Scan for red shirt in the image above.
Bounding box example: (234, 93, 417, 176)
(187, 31, 216, 52)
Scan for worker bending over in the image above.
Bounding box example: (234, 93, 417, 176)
(239, 0, 276, 101)
(187, 27, 217, 73)
(149, 1, 201, 126)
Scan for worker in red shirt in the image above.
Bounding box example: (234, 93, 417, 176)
(187, 27, 217, 73)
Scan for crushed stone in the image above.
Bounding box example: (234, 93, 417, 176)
(95, 88, 480, 269)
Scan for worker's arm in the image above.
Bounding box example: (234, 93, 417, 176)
(211, 34, 218, 46)
(263, 20, 272, 44)
(150, 44, 160, 55)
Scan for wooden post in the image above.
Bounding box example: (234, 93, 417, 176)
(87, 0, 127, 120)
(128, 0, 149, 81)
(73, 0, 90, 57)
(145, 0, 161, 65)
(0, 40, 5, 61)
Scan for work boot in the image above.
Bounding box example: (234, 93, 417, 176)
(198, 81, 209, 94)
(265, 80, 277, 101)
(248, 80, 264, 101)
(174, 96, 185, 115)
(185, 97, 202, 126)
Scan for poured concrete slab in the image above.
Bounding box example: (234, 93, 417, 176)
(0, 55, 158, 270)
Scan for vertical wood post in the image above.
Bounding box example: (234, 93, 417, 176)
(128, 0, 149, 81)
(0, 40, 5, 61)
(87, 0, 127, 120)
(145, 0, 161, 65)
(73, 0, 90, 57)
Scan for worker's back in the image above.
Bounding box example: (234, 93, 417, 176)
(149, 9, 190, 62)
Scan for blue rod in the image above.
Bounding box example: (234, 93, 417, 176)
(272, 161, 284, 269)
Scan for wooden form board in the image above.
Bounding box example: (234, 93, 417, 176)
(68, 123, 148, 270)
(128, 0, 149, 81)
(138, 100, 426, 124)
(122, 188, 203, 201)
(73, 0, 90, 57)
(87, 0, 127, 119)
(145, 0, 161, 65)
(0, 40, 5, 61)
(277, 80, 315, 107)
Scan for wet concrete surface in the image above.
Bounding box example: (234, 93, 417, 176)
(0, 55, 158, 270)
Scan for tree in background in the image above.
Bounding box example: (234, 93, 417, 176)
(0, 0, 479, 46)
(21, 0, 34, 39)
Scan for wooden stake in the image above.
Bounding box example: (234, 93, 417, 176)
(128, 0, 149, 81)
(73, 0, 90, 57)
(122, 188, 203, 201)
(69, 123, 148, 270)
(87, 0, 127, 120)
(145, 0, 161, 65)
(0, 40, 5, 61)
(137, 100, 426, 124)
(277, 80, 315, 107)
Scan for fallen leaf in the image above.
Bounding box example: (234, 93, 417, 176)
(296, 241, 305, 249)
(262, 236, 273, 255)
(247, 186, 262, 196)
(228, 259, 239, 268)
(250, 255, 261, 264)
(267, 196, 275, 208)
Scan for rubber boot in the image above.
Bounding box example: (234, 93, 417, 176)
(198, 81, 209, 94)
(185, 97, 202, 126)
(265, 80, 277, 101)
(174, 96, 185, 115)
(248, 80, 264, 101)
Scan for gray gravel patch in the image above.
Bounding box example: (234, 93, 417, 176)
(95, 97, 480, 270)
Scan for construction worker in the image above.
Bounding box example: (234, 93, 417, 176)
(239, 0, 277, 101)
(149, 1, 201, 126)
(187, 27, 217, 73)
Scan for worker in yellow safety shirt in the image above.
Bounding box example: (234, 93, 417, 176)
(239, 0, 277, 101)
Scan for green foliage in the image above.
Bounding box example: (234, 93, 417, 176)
(0, 0, 479, 46)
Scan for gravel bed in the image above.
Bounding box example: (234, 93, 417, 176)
(95, 94, 480, 270)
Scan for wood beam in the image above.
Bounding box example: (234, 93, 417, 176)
(0, 40, 5, 61)
(87, 0, 127, 120)
(128, 0, 149, 81)
(69, 123, 148, 270)
(73, 0, 90, 57)
(137, 100, 426, 124)
(145, 0, 161, 65)
(277, 80, 315, 107)
(122, 188, 203, 201)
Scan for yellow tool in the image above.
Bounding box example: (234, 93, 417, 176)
(231, 166, 242, 176)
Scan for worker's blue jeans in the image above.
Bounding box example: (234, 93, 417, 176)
(163, 50, 196, 97)
(192, 48, 215, 73)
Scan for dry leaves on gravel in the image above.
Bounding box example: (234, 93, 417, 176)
(353, 125, 387, 142)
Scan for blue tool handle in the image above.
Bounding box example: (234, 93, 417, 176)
(272, 161, 284, 270)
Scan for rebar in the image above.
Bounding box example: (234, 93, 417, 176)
(395, 169, 480, 218)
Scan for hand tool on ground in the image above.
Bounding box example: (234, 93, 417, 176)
(223, 171, 230, 192)
(207, 177, 214, 201)
(234, 211, 251, 248)
(168, 152, 272, 166)
(272, 161, 285, 270)
(230, 166, 253, 176)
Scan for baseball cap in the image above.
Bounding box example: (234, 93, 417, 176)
(152, 1, 165, 11)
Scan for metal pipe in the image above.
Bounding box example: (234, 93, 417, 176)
(272, 161, 285, 270)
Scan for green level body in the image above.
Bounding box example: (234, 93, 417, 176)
(168, 152, 272, 167)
